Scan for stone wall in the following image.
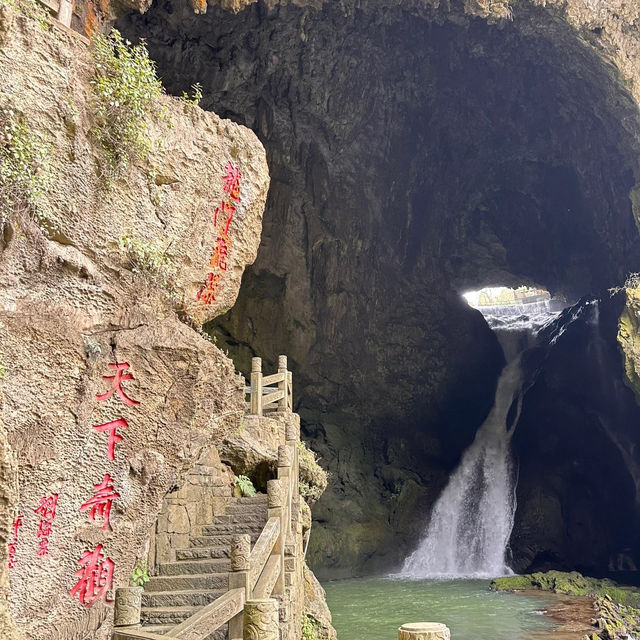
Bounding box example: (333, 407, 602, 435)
(0, 11, 269, 640)
(148, 447, 234, 568)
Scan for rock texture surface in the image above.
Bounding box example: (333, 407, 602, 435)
(0, 12, 269, 640)
(120, 0, 640, 576)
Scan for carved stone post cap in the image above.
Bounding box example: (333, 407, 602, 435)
(231, 534, 251, 571)
(398, 623, 450, 640)
(113, 586, 143, 627)
(267, 479, 284, 507)
(284, 420, 300, 442)
(243, 598, 279, 640)
(278, 444, 293, 468)
(278, 355, 287, 370)
(252, 357, 262, 372)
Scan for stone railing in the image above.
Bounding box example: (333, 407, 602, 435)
(246, 355, 293, 415)
(35, 0, 73, 27)
(113, 379, 301, 640)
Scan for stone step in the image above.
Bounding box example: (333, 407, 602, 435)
(139, 623, 228, 640)
(202, 522, 265, 535)
(141, 606, 200, 625)
(218, 511, 268, 524)
(142, 589, 226, 608)
(138, 624, 176, 635)
(190, 533, 261, 548)
(175, 547, 232, 561)
(159, 558, 230, 575)
(226, 503, 268, 515)
(234, 495, 268, 503)
(145, 573, 228, 592)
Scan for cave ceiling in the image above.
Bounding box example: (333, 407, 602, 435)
(120, 0, 640, 575)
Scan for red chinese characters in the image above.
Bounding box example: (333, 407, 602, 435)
(34, 495, 58, 557)
(92, 418, 129, 462)
(69, 544, 115, 607)
(96, 362, 140, 407)
(80, 473, 120, 531)
(70, 360, 141, 607)
(197, 161, 242, 305)
(8, 515, 23, 569)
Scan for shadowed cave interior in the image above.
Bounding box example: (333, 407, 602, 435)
(119, 0, 640, 579)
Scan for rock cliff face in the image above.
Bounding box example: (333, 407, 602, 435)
(0, 12, 271, 639)
(119, 0, 640, 576)
(512, 295, 640, 574)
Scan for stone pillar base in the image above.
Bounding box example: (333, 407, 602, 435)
(398, 622, 451, 640)
(114, 587, 143, 627)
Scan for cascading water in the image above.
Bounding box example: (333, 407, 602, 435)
(400, 298, 561, 579)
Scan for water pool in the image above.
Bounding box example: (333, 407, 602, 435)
(323, 577, 562, 640)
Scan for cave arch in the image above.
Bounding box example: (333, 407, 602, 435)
(120, 0, 640, 576)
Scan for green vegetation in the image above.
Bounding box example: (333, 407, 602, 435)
(119, 233, 177, 298)
(130, 560, 150, 588)
(90, 30, 165, 179)
(0, 98, 52, 232)
(490, 570, 640, 608)
(181, 82, 203, 107)
(235, 474, 257, 497)
(0, 0, 49, 29)
(302, 614, 320, 640)
(298, 441, 328, 504)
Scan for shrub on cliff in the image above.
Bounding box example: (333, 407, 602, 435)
(90, 29, 164, 179)
(0, 99, 52, 232)
(298, 441, 328, 504)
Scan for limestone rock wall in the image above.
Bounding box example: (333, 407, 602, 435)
(0, 12, 269, 640)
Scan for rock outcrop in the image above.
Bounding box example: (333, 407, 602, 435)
(0, 11, 272, 639)
(119, 0, 640, 576)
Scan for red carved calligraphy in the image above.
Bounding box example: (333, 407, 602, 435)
(92, 418, 128, 461)
(69, 544, 114, 608)
(34, 495, 58, 557)
(8, 515, 23, 569)
(96, 362, 140, 407)
(80, 473, 120, 531)
(197, 162, 241, 305)
(222, 160, 242, 202)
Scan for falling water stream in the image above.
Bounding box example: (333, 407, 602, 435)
(401, 298, 561, 579)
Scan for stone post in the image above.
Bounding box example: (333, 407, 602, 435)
(398, 623, 451, 640)
(277, 355, 289, 411)
(243, 598, 279, 640)
(284, 416, 300, 500)
(113, 587, 142, 627)
(277, 445, 293, 542)
(229, 534, 251, 640)
(57, 0, 72, 26)
(250, 357, 263, 416)
(267, 479, 285, 596)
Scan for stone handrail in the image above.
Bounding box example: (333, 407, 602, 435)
(114, 356, 300, 640)
(246, 355, 293, 415)
(249, 516, 281, 589)
(112, 589, 245, 640)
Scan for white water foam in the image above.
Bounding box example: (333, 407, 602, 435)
(399, 299, 561, 579)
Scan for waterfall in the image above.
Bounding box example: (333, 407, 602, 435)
(400, 298, 560, 579)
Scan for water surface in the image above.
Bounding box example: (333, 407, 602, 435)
(323, 577, 561, 640)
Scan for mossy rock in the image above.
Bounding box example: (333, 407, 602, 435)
(491, 570, 640, 607)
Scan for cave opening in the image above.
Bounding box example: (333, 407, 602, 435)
(120, 0, 640, 579)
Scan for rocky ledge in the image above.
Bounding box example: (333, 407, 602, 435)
(491, 571, 640, 640)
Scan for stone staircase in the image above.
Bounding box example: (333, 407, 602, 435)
(140, 494, 269, 637)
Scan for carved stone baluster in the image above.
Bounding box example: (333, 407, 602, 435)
(229, 534, 251, 640)
(243, 598, 279, 640)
